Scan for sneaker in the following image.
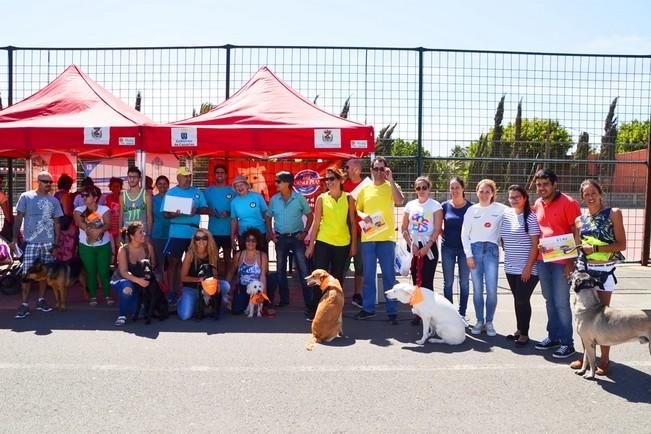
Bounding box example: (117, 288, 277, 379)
(552, 345, 576, 359)
(15, 304, 30, 319)
(351, 294, 363, 309)
(485, 321, 497, 337)
(114, 316, 126, 326)
(89, 297, 98, 307)
(105, 297, 115, 306)
(354, 310, 376, 320)
(534, 337, 560, 351)
(470, 321, 484, 335)
(388, 314, 398, 325)
(36, 298, 52, 312)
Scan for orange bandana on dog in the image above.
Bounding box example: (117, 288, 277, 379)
(320, 276, 339, 291)
(408, 286, 424, 306)
(250, 292, 270, 304)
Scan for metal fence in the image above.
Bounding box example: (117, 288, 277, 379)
(1, 45, 649, 262)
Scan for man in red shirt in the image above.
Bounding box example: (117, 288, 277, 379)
(343, 158, 365, 308)
(532, 168, 581, 359)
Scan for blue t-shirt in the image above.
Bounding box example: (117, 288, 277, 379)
(441, 199, 472, 249)
(231, 192, 268, 235)
(267, 191, 311, 234)
(163, 186, 207, 239)
(16, 191, 64, 244)
(151, 193, 171, 240)
(204, 185, 235, 236)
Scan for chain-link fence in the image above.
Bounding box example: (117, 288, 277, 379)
(1, 45, 649, 261)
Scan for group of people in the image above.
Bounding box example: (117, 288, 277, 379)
(7, 162, 626, 373)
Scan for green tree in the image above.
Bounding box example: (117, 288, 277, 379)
(467, 118, 572, 189)
(599, 97, 618, 186)
(574, 132, 591, 181)
(616, 119, 649, 153)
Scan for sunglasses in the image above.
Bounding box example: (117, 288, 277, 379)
(324, 176, 336, 182)
(38, 179, 53, 184)
(343, 165, 349, 170)
(275, 179, 286, 184)
(194, 236, 208, 241)
(245, 238, 257, 243)
(371, 167, 385, 172)
(415, 186, 429, 191)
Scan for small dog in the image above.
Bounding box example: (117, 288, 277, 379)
(571, 270, 651, 379)
(238, 166, 269, 202)
(196, 263, 222, 320)
(24, 258, 86, 311)
(385, 283, 466, 345)
(304, 269, 345, 351)
(244, 280, 268, 318)
(133, 259, 168, 324)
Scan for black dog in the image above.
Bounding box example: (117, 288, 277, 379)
(132, 259, 168, 324)
(195, 263, 221, 320)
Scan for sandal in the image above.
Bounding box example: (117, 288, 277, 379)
(569, 359, 583, 370)
(114, 316, 126, 326)
(514, 336, 530, 346)
(505, 331, 521, 341)
(596, 361, 610, 376)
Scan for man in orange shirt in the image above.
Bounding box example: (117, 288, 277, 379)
(532, 169, 581, 359)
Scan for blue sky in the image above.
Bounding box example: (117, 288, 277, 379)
(4, 0, 651, 54)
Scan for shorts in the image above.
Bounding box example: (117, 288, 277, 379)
(163, 237, 191, 258)
(212, 235, 232, 252)
(587, 262, 616, 292)
(22, 242, 55, 276)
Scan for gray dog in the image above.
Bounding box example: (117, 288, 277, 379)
(571, 271, 651, 379)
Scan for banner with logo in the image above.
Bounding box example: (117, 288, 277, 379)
(83, 127, 110, 145)
(314, 128, 342, 148)
(79, 157, 129, 192)
(171, 127, 198, 147)
(30, 152, 77, 190)
(207, 159, 342, 209)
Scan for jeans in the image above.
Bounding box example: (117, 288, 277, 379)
(441, 244, 470, 316)
(469, 241, 499, 323)
(275, 235, 311, 307)
(361, 241, 397, 315)
(537, 261, 574, 346)
(111, 278, 141, 317)
(506, 273, 539, 336)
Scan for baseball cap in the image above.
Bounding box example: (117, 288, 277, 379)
(177, 166, 192, 176)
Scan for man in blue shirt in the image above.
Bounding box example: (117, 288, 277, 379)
(266, 171, 313, 315)
(204, 164, 235, 275)
(163, 166, 208, 304)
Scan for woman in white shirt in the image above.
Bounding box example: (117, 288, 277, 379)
(500, 185, 541, 346)
(461, 179, 506, 336)
(73, 187, 113, 306)
(401, 176, 442, 290)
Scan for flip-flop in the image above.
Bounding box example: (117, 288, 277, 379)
(596, 361, 610, 376)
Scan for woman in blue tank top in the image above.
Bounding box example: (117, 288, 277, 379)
(570, 179, 626, 376)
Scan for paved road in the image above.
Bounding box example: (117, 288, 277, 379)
(1, 265, 650, 433)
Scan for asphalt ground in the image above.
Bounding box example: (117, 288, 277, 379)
(0, 264, 649, 433)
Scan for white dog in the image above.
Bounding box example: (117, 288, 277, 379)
(244, 280, 267, 318)
(385, 283, 466, 345)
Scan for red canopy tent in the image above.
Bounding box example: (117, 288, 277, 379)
(0, 64, 153, 158)
(142, 66, 374, 158)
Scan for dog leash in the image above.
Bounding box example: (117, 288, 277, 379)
(415, 255, 423, 288)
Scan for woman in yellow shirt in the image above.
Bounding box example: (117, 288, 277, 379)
(306, 167, 358, 304)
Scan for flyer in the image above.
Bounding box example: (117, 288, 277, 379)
(540, 233, 578, 262)
(359, 211, 389, 239)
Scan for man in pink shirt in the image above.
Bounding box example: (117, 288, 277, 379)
(532, 169, 581, 359)
(343, 158, 364, 308)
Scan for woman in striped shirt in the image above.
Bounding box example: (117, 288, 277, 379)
(500, 185, 541, 346)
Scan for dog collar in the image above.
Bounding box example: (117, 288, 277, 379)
(320, 276, 337, 290)
(408, 287, 424, 306)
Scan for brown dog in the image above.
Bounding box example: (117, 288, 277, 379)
(24, 259, 86, 311)
(304, 269, 344, 351)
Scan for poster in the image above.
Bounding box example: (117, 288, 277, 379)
(540, 233, 578, 262)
